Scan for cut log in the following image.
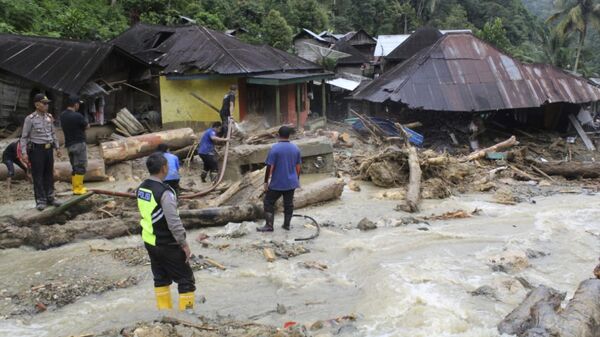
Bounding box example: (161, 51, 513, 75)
(498, 279, 600, 337)
(100, 128, 195, 164)
(462, 136, 518, 162)
(535, 161, 600, 179)
(398, 146, 421, 213)
(0, 159, 106, 182)
(568, 114, 596, 151)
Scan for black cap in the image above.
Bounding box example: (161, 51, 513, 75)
(33, 93, 51, 103)
(66, 95, 83, 106)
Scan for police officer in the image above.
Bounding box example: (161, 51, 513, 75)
(20, 93, 62, 210)
(137, 153, 195, 311)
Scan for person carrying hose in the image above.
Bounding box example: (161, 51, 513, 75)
(257, 126, 302, 232)
(136, 153, 195, 311)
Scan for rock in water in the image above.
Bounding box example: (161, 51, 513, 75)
(357, 218, 377, 231)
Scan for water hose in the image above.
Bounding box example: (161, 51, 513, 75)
(293, 214, 320, 241)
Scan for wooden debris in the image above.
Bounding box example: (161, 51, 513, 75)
(535, 161, 600, 179)
(530, 164, 556, 182)
(100, 128, 195, 164)
(263, 248, 276, 262)
(161, 316, 218, 331)
(398, 146, 422, 213)
(204, 258, 226, 270)
(509, 165, 538, 181)
(568, 114, 596, 150)
(111, 108, 146, 136)
(498, 278, 600, 337)
(299, 261, 328, 271)
(19, 192, 95, 226)
(421, 209, 480, 221)
(462, 136, 518, 162)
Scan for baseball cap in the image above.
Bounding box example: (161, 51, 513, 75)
(66, 95, 83, 106)
(33, 93, 51, 103)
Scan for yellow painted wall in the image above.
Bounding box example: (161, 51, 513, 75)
(159, 76, 239, 128)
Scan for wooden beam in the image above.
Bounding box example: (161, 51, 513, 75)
(568, 114, 596, 150)
(275, 86, 281, 124)
(322, 82, 327, 121)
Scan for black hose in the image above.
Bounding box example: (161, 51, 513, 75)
(292, 214, 320, 241)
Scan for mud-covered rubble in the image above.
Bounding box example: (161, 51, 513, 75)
(97, 314, 359, 337)
(7, 275, 138, 316)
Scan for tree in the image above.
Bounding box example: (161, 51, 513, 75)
(193, 12, 226, 31)
(432, 4, 475, 30)
(292, 0, 328, 32)
(477, 17, 512, 52)
(546, 0, 600, 73)
(262, 9, 293, 50)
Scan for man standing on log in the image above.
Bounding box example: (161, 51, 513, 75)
(257, 126, 302, 232)
(197, 122, 228, 183)
(20, 93, 62, 211)
(219, 85, 236, 137)
(136, 153, 195, 311)
(60, 95, 89, 195)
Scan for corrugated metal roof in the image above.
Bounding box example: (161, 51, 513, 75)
(327, 78, 361, 91)
(0, 34, 113, 94)
(293, 28, 328, 43)
(332, 41, 369, 65)
(385, 27, 442, 61)
(114, 24, 322, 75)
(353, 33, 600, 111)
(374, 35, 411, 57)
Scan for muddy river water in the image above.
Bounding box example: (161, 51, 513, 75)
(0, 180, 598, 337)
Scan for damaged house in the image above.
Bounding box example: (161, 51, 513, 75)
(352, 31, 600, 146)
(113, 24, 332, 129)
(0, 34, 155, 128)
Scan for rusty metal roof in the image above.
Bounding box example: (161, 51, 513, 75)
(353, 33, 600, 111)
(0, 34, 113, 94)
(385, 27, 442, 61)
(113, 24, 322, 75)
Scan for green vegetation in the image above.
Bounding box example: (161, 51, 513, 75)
(1, 0, 600, 75)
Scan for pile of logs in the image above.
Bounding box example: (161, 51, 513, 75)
(111, 108, 146, 136)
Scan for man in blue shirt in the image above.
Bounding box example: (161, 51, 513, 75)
(197, 122, 228, 183)
(257, 126, 302, 232)
(157, 144, 181, 194)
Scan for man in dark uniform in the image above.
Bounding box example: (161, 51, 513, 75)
(219, 85, 237, 137)
(21, 93, 62, 210)
(137, 153, 195, 311)
(60, 95, 89, 195)
(257, 126, 302, 232)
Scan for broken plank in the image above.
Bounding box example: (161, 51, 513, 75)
(568, 114, 595, 150)
(263, 248, 276, 262)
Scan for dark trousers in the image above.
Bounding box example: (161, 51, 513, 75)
(67, 142, 87, 175)
(145, 243, 196, 293)
(264, 189, 295, 217)
(28, 145, 54, 205)
(2, 159, 26, 177)
(199, 154, 218, 172)
(164, 179, 180, 195)
(219, 114, 229, 137)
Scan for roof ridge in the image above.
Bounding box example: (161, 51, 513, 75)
(199, 26, 249, 73)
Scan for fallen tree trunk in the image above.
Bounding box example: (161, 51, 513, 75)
(0, 159, 107, 182)
(535, 161, 600, 179)
(100, 128, 195, 164)
(18, 192, 95, 226)
(462, 136, 518, 162)
(498, 279, 600, 337)
(1, 178, 344, 249)
(398, 146, 421, 213)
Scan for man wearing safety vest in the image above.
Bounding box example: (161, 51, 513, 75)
(136, 153, 195, 311)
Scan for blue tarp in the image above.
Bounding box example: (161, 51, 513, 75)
(348, 117, 424, 146)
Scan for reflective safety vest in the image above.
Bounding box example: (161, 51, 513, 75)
(136, 179, 177, 246)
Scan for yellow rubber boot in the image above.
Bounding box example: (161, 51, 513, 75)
(178, 292, 194, 311)
(71, 175, 78, 195)
(73, 174, 87, 195)
(154, 286, 173, 310)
